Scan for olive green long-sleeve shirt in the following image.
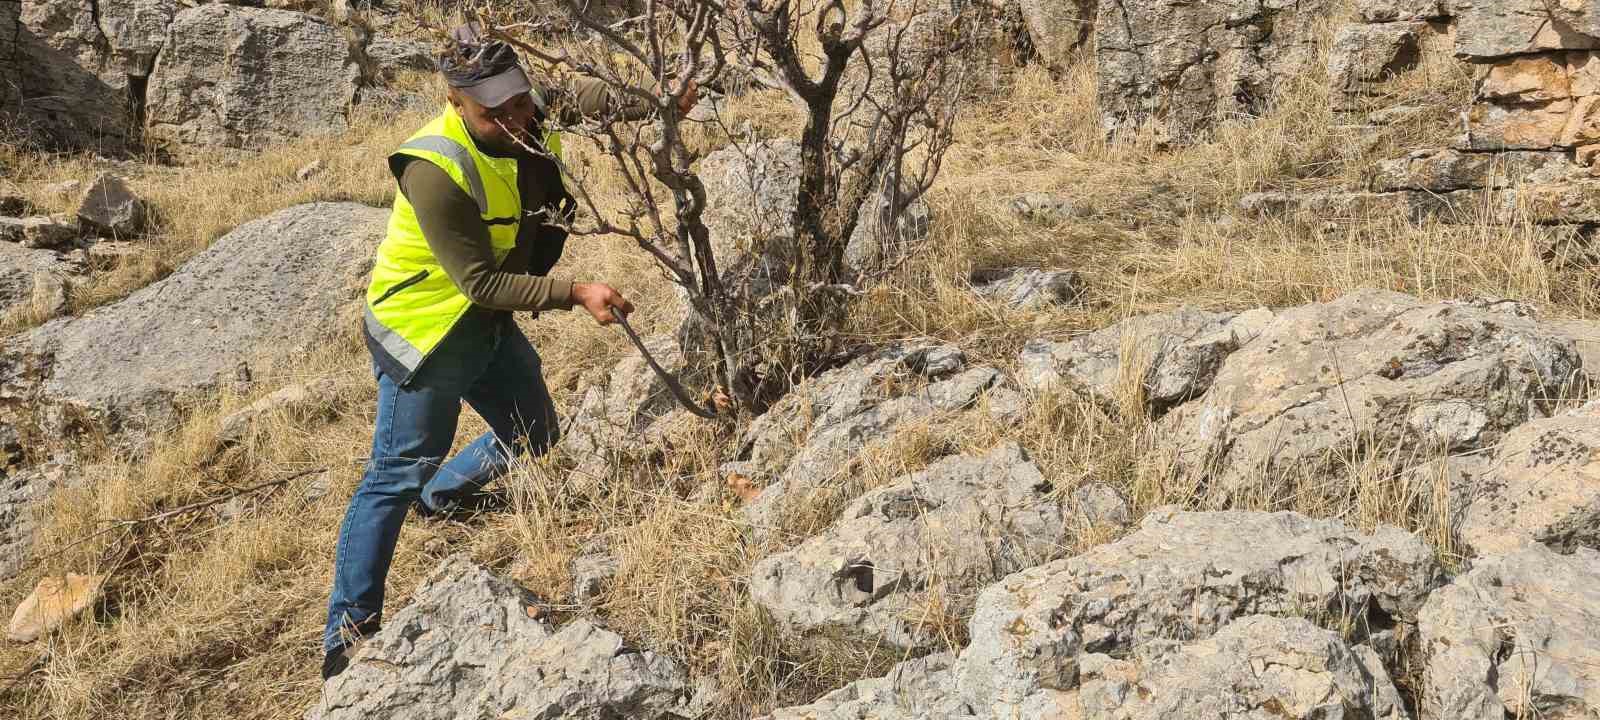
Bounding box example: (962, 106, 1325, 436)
(397, 77, 655, 312)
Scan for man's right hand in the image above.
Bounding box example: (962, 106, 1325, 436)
(571, 282, 634, 325)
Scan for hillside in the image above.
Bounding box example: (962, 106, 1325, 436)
(4, 0, 1600, 718)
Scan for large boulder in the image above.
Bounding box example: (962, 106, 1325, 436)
(1418, 544, 1600, 719)
(7, 0, 178, 149)
(1453, 0, 1599, 58)
(0, 201, 384, 441)
(1161, 290, 1583, 495)
(0, 243, 80, 323)
(144, 4, 360, 149)
(699, 139, 930, 282)
(310, 556, 695, 719)
(558, 333, 689, 488)
(1017, 306, 1274, 415)
(1016, 0, 1093, 71)
(749, 443, 1066, 649)
(1459, 401, 1600, 556)
(955, 508, 1441, 714)
(760, 652, 974, 720)
(1373, 148, 1568, 192)
(1095, 0, 1334, 140)
(74, 172, 147, 238)
(1062, 616, 1409, 720)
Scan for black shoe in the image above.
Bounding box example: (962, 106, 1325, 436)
(321, 646, 352, 680)
(412, 489, 511, 522)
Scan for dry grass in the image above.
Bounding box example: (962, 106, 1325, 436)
(4, 21, 1599, 720)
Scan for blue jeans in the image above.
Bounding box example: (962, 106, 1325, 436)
(323, 310, 558, 652)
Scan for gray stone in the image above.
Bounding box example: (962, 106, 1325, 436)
(1453, 0, 1600, 58)
(1374, 148, 1568, 191)
(1418, 544, 1600, 719)
(74, 173, 144, 238)
(1006, 192, 1078, 224)
(1096, 0, 1333, 140)
(1017, 307, 1274, 415)
(1162, 291, 1583, 496)
(1017, 0, 1094, 71)
(750, 443, 1067, 649)
(1, 217, 78, 249)
(217, 377, 342, 446)
(40, 180, 81, 198)
(362, 35, 433, 80)
(1239, 188, 1497, 222)
(571, 551, 620, 605)
(969, 267, 1085, 310)
(559, 334, 688, 488)
(760, 652, 975, 719)
(0, 459, 72, 579)
(0, 187, 31, 217)
(1358, 0, 1444, 20)
(984, 386, 1030, 425)
(0, 243, 80, 323)
(310, 556, 694, 719)
(1060, 615, 1409, 719)
(144, 5, 359, 149)
(0, 202, 385, 443)
(1459, 401, 1600, 556)
(1070, 482, 1131, 532)
(1328, 22, 1426, 92)
(1545, 0, 1600, 41)
(699, 140, 931, 281)
(955, 507, 1442, 715)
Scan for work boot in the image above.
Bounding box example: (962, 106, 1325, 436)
(322, 618, 380, 681)
(412, 488, 511, 522)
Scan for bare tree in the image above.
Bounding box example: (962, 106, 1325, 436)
(442, 0, 981, 419)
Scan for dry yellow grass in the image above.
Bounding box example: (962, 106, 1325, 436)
(2, 22, 1598, 720)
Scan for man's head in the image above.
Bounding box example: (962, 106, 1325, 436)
(437, 23, 546, 155)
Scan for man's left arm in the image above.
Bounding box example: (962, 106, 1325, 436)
(547, 74, 696, 126)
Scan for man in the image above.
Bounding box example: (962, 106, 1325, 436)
(322, 23, 688, 680)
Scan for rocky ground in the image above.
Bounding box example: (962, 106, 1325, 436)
(5, 0, 1600, 718)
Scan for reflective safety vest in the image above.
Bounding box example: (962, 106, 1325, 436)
(363, 103, 562, 384)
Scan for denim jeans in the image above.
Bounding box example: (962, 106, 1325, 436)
(323, 309, 558, 652)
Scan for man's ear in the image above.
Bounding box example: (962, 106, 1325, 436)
(446, 88, 463, 112)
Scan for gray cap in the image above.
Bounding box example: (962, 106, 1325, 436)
(437, 22, 534, 109)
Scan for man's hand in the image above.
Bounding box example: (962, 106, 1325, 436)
(571, 282, 634, 325)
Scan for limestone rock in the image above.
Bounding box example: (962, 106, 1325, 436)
(1162, 291, 1582, 494)
(969, 267, 1084, 309)
(363, 35, 434, 80)
(955, 507, 1441, 714)
(1017, 307, 1274, 415)
(217, 377, 342, 446)
(1006, 192, 1078, 224)
(1357, 0, 1444, 20)
(1239, 188, 1494, 221)
(1, 216, 78, 250)
(144, 5, 359, 149)
(1070, 482, 1131, 532)
(1418, 544, 1600, 719)
(1096, 0, 1333, 140)
(75, 173, 145, 238)
(9, 0, 158, 149)
(7, 572, 105, 642)
(0, 243, 81, 322)
(699, 140, 930, 281)
(310, 556, 693, 719)
(1477, 54, 1572, 103)
(1017, 0, 1093, 71)
(0, 187, 31, 217)
(559, 334, 688, 487)
(1465, 98, 1574, 150)
(749, 443, 1066, 649)
(1545, 0, 1600, 39)
(0, 202, 385, 442)
(1459, 401, 1600, 556)
(1328, 22, 1427, 91)
(1374, 148, 1568, 191)
(1511, 175, 1600, 222)
(1453, 0, 1600, 58)
(760, 652, 975, 719)
(1064, 616, 1409, 719)
(571, 550, 620, 605)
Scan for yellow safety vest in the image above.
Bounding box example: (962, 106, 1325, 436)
(363, 103, 562, 382)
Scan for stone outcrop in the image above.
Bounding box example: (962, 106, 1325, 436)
(216, 377, 343, 446)
(969, 267, 1084, 310)
(0, 202, 383, 573)
(1015, 0, 1092, 71)
(7, 0, 418, 151)
(0, 242, 81, 322)
(1095, 0, 1333, 140)
(7, 571, 105, 642)
(559, 334, 689, 488)
(144, 5, 359, 149)
(1017, 306, 1273, 415)
(699, 140, 931, 282)
(74, 172, 146, 238)
(1418, 544, 1600, 719)
(749, 443, 1066, 649)
(1459, 401, 1600, 556)
(956, 508, 1439, 714)
(734, 342, 1008, 535)
(1161, 290, 1583, 494)
(760, 653, 971, 720)
(311, 556, 695, 719)
(1060, 615, 1409, 719)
